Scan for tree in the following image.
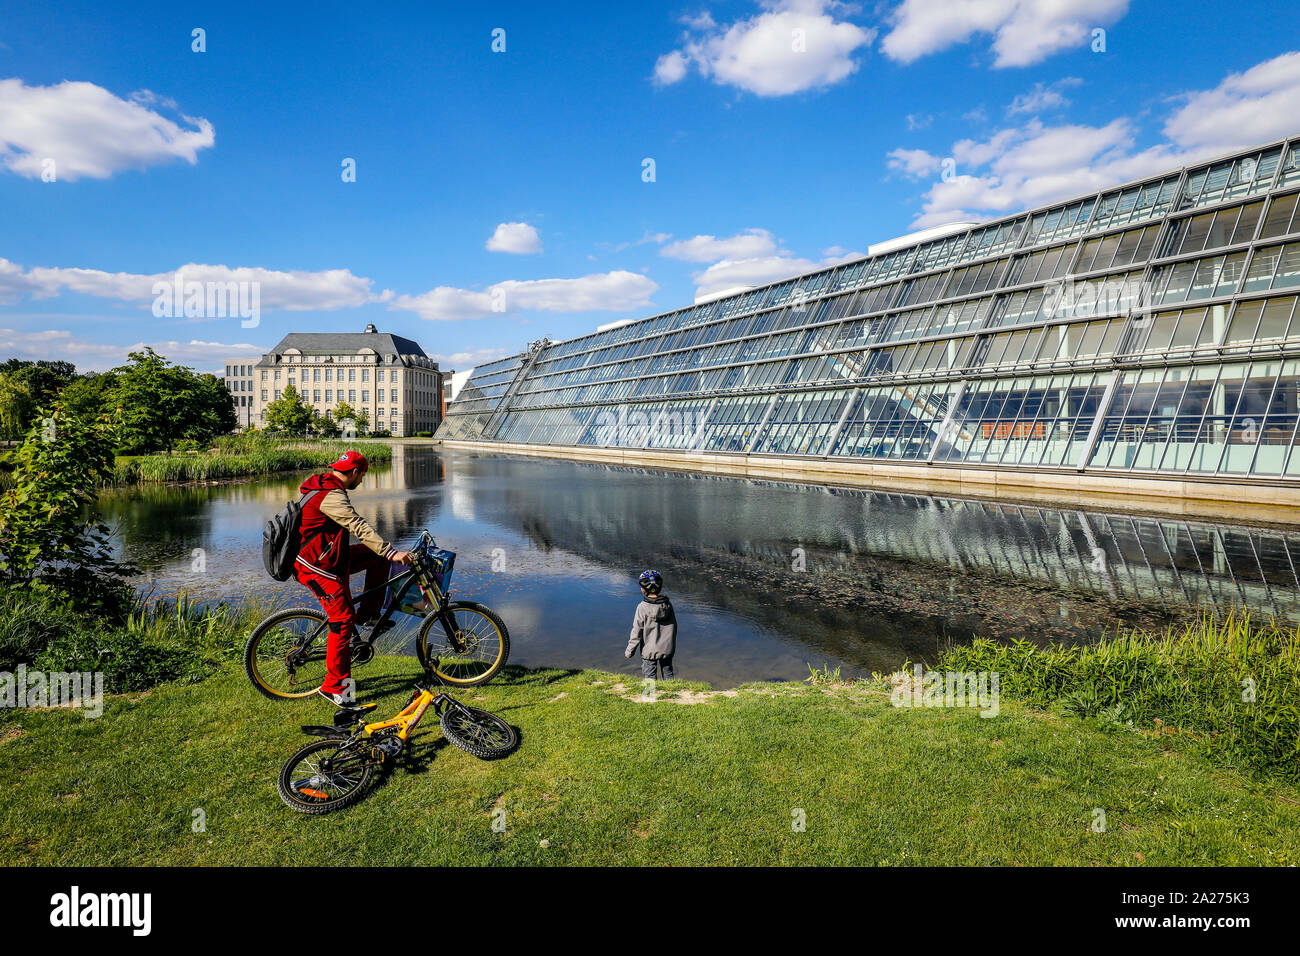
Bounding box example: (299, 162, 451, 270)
(311, 409, 341, 437)
(264, 383, 312, 435)
(60, 371, 116, 421)
(0, 359, 76, 409)
(106, 348, 237, 453)
(332, 400, 358, 436)
(0, 401, 134, 614)
(0, 361, 76, 438)
(0, 371, 33, 440)
(183, 371, 238, 445)
(354, 407, 370, 435)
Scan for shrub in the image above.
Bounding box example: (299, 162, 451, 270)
(2, 587, 265, 693)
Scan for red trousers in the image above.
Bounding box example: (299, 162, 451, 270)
(295, 544, 391, 696)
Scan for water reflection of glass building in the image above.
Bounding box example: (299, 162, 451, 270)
(451, 453, 1300, 623)
(439, 136, 1300, 495)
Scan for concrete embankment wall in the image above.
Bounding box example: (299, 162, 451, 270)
(438, 439, 1300, 525)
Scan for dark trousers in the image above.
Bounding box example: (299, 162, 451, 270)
(641, 655, 674, 679)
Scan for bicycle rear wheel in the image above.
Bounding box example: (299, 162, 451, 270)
(277, 739, 375, 813)
(416, 601, 509, 687)
(440, 705, 519, 760)
(245, 608, 330, 700)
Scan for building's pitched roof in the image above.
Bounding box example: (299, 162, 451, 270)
(262, 329, 430, 361)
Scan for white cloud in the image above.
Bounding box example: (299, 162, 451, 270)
(0, 257, 52, 303)
(692, 255, 821, 297)
(1007, 77, 1082, 115)
(1163, 51, 1300, 154)
(426, 347, 513, 370)
(660, 228, 780, 262)
(653, 50, 690, 86)
(0, 327, 261, 372)
(485, 221, 543, 254)
(905, 112, 933, 130)
(881, 0, 1129, 68)
(888, 51, 1300, 229)
(598, 230, 673, 253)
(0, 79, 214, 181)
(0, 259, 385, 312)
(821, 246, 866, 264)
(655, 0, 876, 97)
(389, 270, 659, 321)
(886, 147, 943, 178)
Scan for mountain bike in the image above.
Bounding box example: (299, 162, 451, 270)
(277, 670, 519, 813)
(244, 530, 509, 698)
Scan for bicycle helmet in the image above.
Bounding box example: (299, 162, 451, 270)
(638, 569, 663, 594)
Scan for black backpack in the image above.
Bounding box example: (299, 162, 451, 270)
(262, 490, 323, 581)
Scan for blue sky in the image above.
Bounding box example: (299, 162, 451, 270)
(1, 0, 1298, 374)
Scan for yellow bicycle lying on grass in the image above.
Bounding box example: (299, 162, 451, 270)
(278, 669, 519, 813)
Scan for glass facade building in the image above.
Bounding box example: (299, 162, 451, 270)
(438, 135, 1300, 488)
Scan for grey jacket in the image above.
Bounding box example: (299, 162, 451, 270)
(626, 594, 677, 660)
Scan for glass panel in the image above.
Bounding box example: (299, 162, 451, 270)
(1275, 244, 1300, 290)
(1257, 295, 1297, 341)
(1242, 246, 1283, 294)
(1222, 361, 1280, 473)
(1230, 200, 1265, 244)
(1261, 193, 1299, 240)
(1158, 365, 1218, 471)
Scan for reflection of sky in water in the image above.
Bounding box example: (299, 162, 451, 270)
(98, 446, 1300, 687)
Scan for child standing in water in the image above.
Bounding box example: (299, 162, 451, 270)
(625, 569, 677, 679)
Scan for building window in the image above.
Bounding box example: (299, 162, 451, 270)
(348, 389, 356, 403)
(261, 389, 268, 401)
(325, 389, 333, 402)
(361, 390, 369, 403)
(362, 369, 369, 382)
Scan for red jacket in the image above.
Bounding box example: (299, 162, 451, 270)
(294, 473, 395, 582)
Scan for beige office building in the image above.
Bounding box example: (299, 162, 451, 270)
(248, 325, 444, 436)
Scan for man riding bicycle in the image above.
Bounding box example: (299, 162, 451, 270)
(294, 451, 418, 707)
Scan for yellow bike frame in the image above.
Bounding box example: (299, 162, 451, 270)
(361, 688, 440, 741)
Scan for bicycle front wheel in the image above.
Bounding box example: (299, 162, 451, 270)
(440, 705, 519, 760)
(245, 608, 330, 700)
(416, 601, 509, 687)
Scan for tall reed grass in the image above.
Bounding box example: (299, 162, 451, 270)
(110, 434, 393, 485)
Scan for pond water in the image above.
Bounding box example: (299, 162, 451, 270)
(99, 446, 1300, 687)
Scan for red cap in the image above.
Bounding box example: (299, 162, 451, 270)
(329, 450, 370, 473)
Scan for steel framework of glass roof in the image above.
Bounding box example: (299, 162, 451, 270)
(438, 134, 1300, 484)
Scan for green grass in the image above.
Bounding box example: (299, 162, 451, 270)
(109, 435, 394, 485)
(3, 655, 1300, 865)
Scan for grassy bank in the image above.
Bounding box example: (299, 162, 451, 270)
(939, 612, 1300, 780)
(110, 435, 394, 485)
(3, 652, 1300, 865)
